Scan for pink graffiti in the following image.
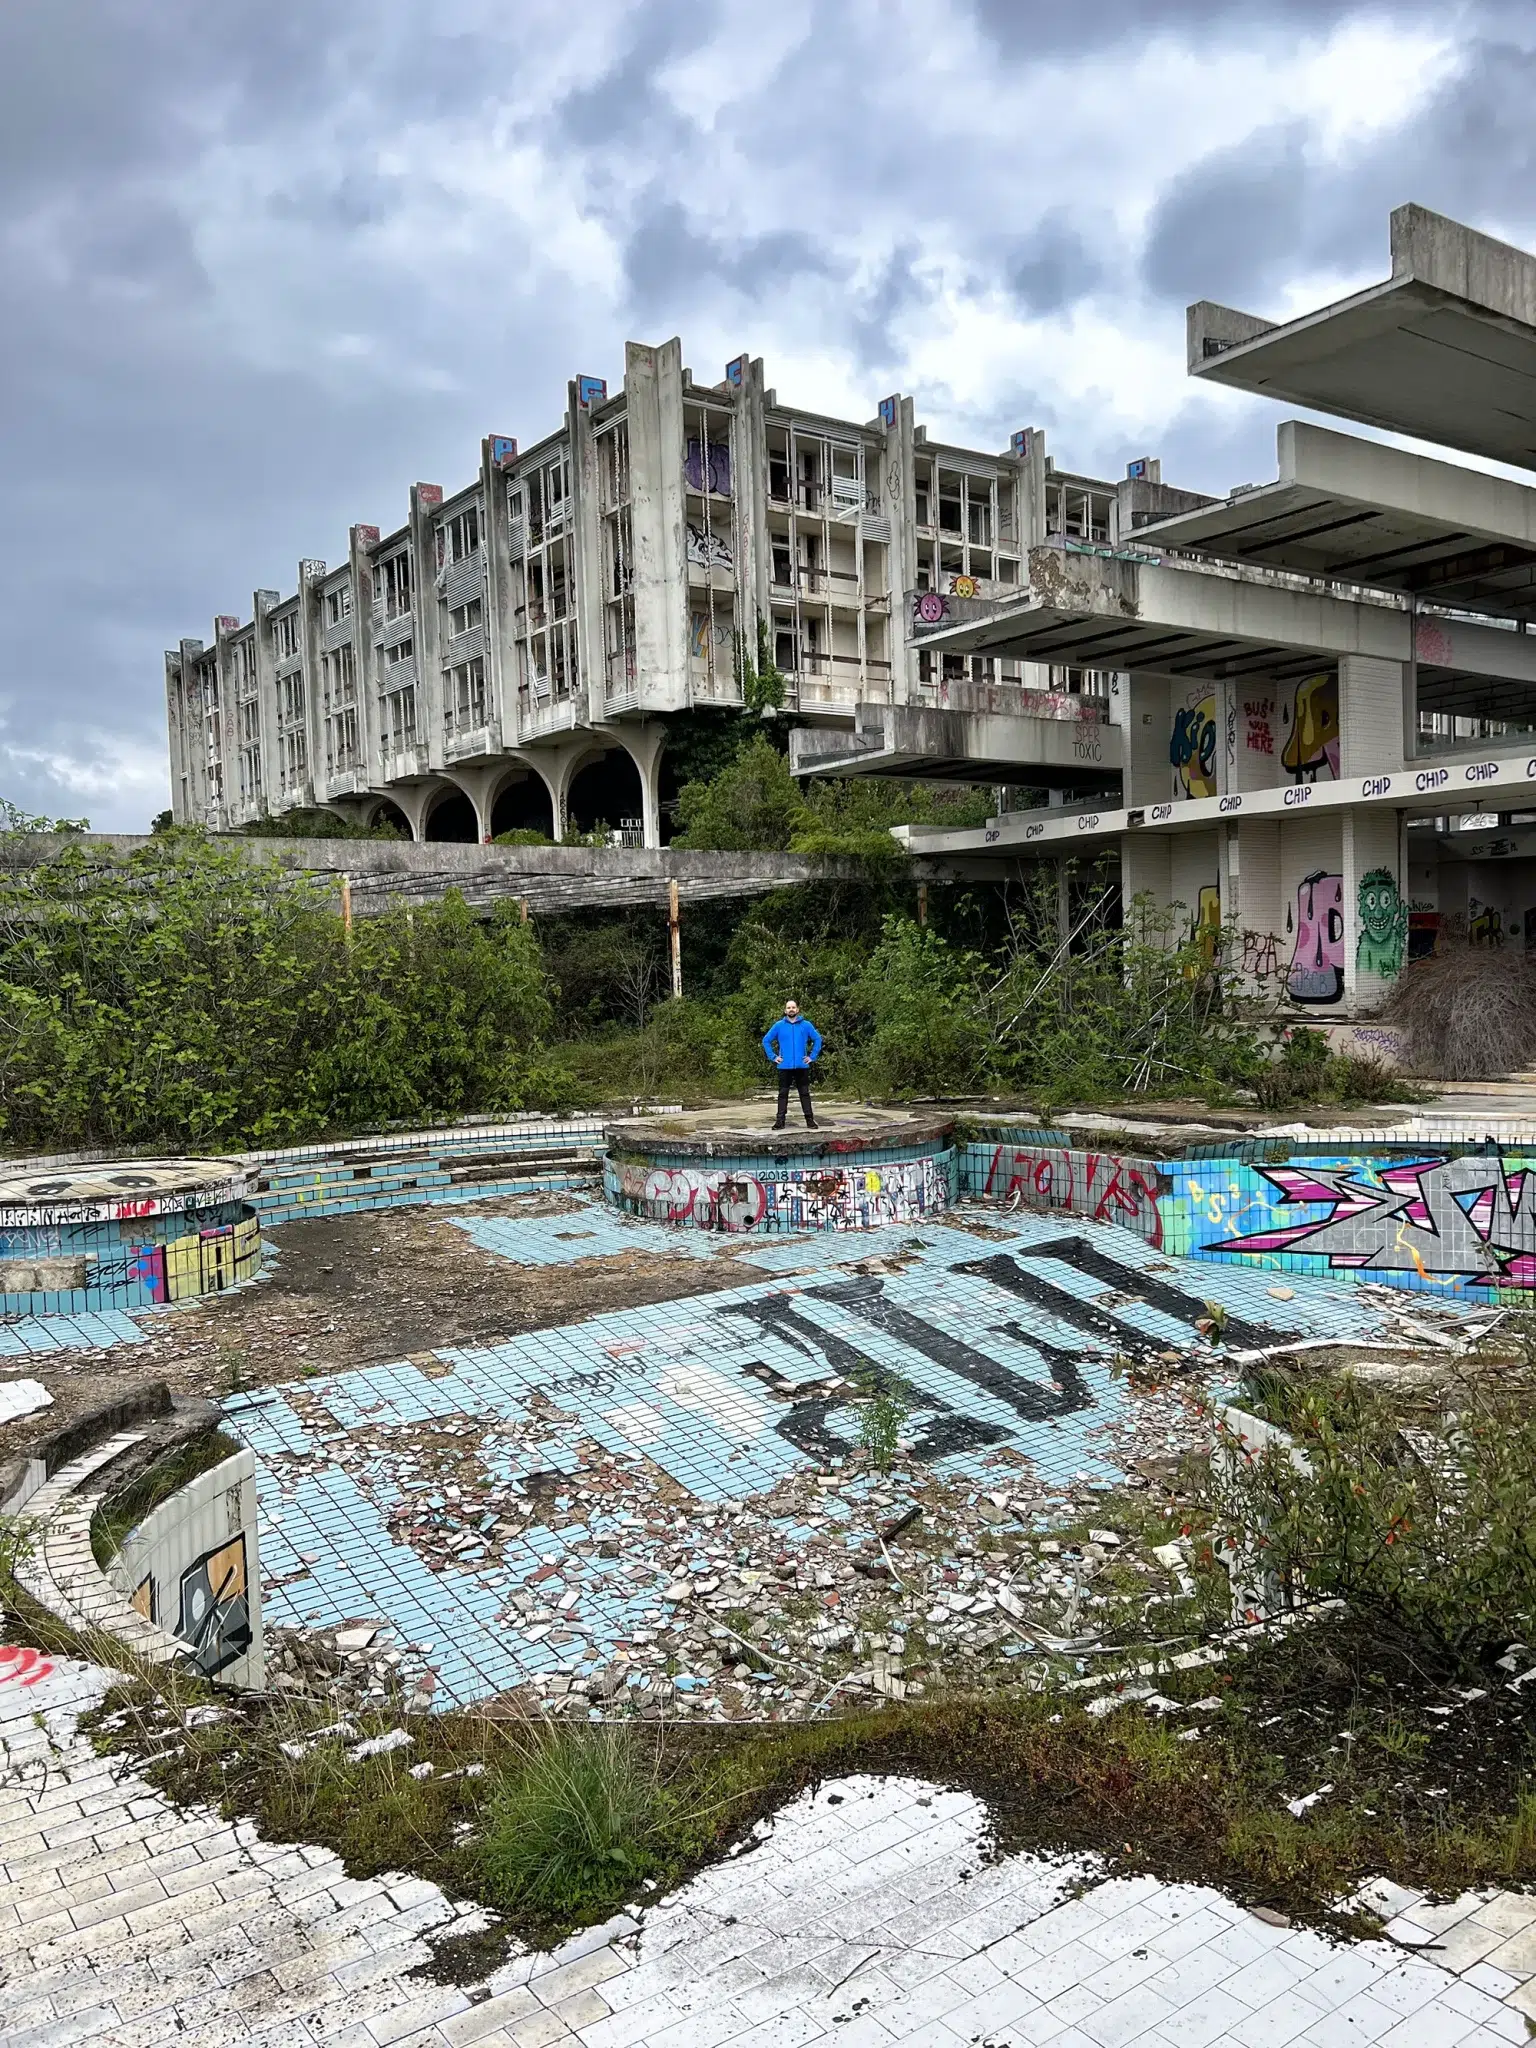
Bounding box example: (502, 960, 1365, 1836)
(984, 1146, 1164, 1250)
(0, 1645, 54, 1688)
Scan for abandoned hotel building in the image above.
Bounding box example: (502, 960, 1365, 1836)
(167, 205, 1536, 1036)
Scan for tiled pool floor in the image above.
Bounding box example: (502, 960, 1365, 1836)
(224, 1200, 1465, 1719)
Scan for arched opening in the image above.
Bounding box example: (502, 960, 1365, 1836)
(424, 788, 480, 843)
(567, 750, 643, 843)
(489, 772, 554, 842)
(368, 799, 413, 840)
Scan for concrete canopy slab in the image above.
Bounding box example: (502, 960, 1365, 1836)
(916, 541, 1536, 696)
(790, 701, 1122, 786)
(1138, 421, 1536, 619)
(1187, 204, 1536, 472)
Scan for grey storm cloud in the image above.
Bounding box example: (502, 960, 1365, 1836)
(622, 200, 845, 316)
(3, 0, 1536, 827)
(1142, 35, 1536, 310)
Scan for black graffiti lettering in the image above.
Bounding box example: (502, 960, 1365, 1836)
(807, 1274, 1095, 1424)
(958, 1240, 1282, 1351)
(724, 1299, 1010, 1463)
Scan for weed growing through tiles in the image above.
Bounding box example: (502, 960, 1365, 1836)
(853, 1368, 910, 1473)
(478, 1721, 677, 1914)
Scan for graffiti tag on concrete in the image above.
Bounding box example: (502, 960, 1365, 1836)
(982, 1146, 1167, 1248)
(1208, 1153, 1536, 1286)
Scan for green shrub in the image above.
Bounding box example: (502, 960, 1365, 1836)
(672, 735, 810, 852)
(849, 916, 990, 1097)
(478, 1723, 670, 1914)
(0, 838, 574, 1150)
(1209, 1374, 1536, 1670)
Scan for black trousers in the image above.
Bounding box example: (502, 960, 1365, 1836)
(774, 1066, 815, 1126)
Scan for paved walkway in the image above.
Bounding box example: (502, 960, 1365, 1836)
(4, 1654, 1532, 2047)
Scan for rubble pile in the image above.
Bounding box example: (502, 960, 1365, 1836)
(265, 1622, 436, 1714)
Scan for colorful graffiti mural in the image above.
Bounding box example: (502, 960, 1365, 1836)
(613, 1154, 951, 1232)
(1281, 671, 1340, 782)
(1205, 1152, 1536, 1290)
(1169, 692, 1218, 799)
(1286, 870, 1345, 1004)
(1356, 867, 1408, 979)
(176, 1535, 253, 1679)
(685, 522, 732, 570)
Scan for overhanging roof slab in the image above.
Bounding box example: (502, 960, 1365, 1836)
(1137, 420, 1536, 615)
(1188, 205, 1536, 472)
(918, 544, 1536, 691)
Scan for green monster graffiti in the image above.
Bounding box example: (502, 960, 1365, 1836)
(1356, 867, 1408, 979)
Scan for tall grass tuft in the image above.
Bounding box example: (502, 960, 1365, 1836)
(478, 1721, 669, 1913)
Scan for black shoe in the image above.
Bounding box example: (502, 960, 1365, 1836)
(771, 1121, 786, 1130)
(805, 1118, 819, 1129)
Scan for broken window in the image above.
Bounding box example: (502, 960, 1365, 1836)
(442, 506, 481, 565)
(272, 611, 300, 663)
(377, 552, 412, 619)
(446, 657, 486, 732)
(324, 586, 352, 628)
(448, 597, 483, 636)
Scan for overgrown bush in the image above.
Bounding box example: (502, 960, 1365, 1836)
(850, 916, 991, 1097)
(1385, 943, 1536, 1079)
(479, 1722, 672, 1913)
(0, 837, 573, 1150)
(1209, 1373, 1536, 1670)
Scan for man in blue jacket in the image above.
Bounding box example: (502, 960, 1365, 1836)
(762, 999, 822, 1129)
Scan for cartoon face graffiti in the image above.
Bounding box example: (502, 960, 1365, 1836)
(176, 1534, 253, 1678)
(1355, 867, 1408, 980)
(1281, 672, 1340, 782)
(1170, 693, 1218, 799)
(1286, 870, 1345, 1004)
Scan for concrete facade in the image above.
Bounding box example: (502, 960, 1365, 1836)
(165, 345, 1137, 847)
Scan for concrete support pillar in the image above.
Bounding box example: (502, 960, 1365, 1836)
(613, 722, 668, 848)
(1338, 654, 1405, 780)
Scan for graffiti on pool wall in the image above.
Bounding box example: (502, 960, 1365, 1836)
(1206, 1152, 1536, 1287)
(982, 1146, 1167, 1248)
(1170, 691, 1218, 799)
(1286, 871, 1345, 1004)
(1282, 672, 1340, 782)
(176, 1534, 253, 1678)
(1356, 867, 1408, 979)
(619, 1155, 948, 1231)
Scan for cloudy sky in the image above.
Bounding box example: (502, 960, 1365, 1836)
(4, 0, 1535, 828)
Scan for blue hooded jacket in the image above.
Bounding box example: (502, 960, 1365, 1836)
(762, 1013, 822, 1068)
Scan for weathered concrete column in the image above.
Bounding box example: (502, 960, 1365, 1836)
(614, 722, 668, 848)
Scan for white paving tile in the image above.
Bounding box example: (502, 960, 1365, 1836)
(7, 1655, 1536, 2048)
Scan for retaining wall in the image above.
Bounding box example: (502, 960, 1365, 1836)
(606, 1140, 956, 1232)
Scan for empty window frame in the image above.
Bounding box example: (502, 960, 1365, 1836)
(448, 597, 484, 636)
(446, 657, 486, 732)
(324, 586, 353, 628)
(278, 674, 304, 725)
(384, 638, 415, 667)
(375, 551, 413, 619)
(381, 687, 417, 754)
(321, 644, 357, 709)
(271, 611, 300, 663)
(326, 705, 360, 774)
(440, 505, 482, 567)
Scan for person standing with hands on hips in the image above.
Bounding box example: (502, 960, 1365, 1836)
(762, 1000, 822, 1130)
